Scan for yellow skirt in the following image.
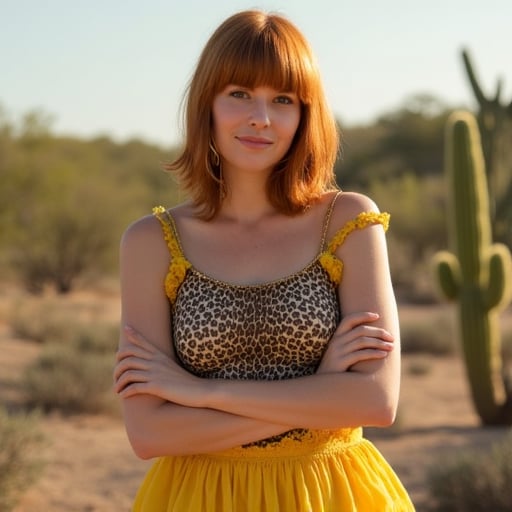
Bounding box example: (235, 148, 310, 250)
(133, 428, 414, 511)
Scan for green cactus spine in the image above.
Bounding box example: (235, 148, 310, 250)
(434, 111, 512, 425)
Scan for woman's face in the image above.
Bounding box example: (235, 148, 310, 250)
(211, 85, 301, 178)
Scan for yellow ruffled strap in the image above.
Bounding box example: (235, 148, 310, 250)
(319, 211, 390, 285)
(152, 206, 192, 304)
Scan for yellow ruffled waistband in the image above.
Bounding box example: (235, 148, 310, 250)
(203, 427, 363, 461)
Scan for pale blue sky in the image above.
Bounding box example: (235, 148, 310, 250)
(1, 0, 510, 147)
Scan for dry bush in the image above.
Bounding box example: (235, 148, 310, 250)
(23, 324, 119, 415)
(405, 357, 432, 376)
(400, 312, 456, 356)
(9, 295, 118, 347)
(23, 347, 114, 414)
(9, 298, 76, 344)
(427, 431, 512, 511)
(0, 407, 46, 511)
(73, 323, 119, 355)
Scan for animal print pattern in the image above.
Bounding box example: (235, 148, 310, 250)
(171, 262, 340, 381)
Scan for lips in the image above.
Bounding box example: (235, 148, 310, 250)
(236, 136, 273, 149)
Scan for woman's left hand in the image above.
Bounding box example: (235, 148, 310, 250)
(113, 326, 207, 407)
(317, 312, 394, 374)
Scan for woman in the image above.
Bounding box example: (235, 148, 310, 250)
(114, 9, 414, 511)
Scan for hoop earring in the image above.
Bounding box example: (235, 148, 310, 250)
(205, 159, 222, 184)
(206, 140, 222, 184)
(206, 140, 226, 200)
(209, 140, 220, 167)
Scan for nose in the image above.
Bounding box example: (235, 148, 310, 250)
(249, 98, 270, 128)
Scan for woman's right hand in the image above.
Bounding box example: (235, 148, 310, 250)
(317, 312, 394, 374)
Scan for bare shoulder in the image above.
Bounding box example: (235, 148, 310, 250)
(329, 191, 381, 233)
(168, 200, 196, 220)
(121, 214, 165, 250)
(119, 213, 171, 275)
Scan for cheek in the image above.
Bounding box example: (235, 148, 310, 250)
(211, 116, 232, 156)
(283, 113, 301, 141)
(211, 109, 228, 145)
(212, 109, 238, 142)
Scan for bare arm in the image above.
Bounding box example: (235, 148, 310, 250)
(117, 194, 400, 431)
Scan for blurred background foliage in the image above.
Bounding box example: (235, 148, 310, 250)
(0, 90, 510, 302)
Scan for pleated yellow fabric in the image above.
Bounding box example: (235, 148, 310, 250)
(133, 428, 414, 511)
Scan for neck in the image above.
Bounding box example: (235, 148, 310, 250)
(216, 164, 272, 221)
(220, 195, 276, 225)
(219, 181, 277, 225)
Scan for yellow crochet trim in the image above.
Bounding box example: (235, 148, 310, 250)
(152, 206, 192, 304)
(207, 427, 363, 460)
(319, 211, 390, 285)
(318, 252, 344, 284)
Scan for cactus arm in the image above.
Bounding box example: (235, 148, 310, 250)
(433, 251, 461, 300)
(494, 78, 503, 103)
(485, 244, 512, 310)
(461, 49, 486, 105)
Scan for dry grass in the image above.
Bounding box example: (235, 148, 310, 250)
(0, 408, 46, 512)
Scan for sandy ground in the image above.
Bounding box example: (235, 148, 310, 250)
(1, 290, 511, 512)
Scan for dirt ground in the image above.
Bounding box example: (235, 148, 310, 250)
(1, 289, 511, 512)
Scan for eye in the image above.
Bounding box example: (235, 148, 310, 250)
(274, 95, 295, 105)
(229, 90, 249, 99)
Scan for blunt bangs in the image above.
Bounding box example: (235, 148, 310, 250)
(207, 14, 316, 104)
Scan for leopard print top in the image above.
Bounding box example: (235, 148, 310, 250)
(153, 196, 390, 383)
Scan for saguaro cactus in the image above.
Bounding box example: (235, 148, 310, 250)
(462, 49, 512, 243)
(462, 49, 512, 172)
(433, 111, 512, 425)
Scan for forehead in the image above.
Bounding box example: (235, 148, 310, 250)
(211, 34, 314, 103)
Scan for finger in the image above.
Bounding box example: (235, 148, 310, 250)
(322, 339, 392, 366)
(337, 311, 380, 334)
(116, 344, 153, 363)
(336, 339, 394, 357)
(114, 369, 148, 394)
(357, 328, 394, 343)
(118, 381, 149, 398)
(320, 348, 389, 373)
(346, 325, 394, 343)
(113, 356, 149, 382)
(345, 349, 390, 367)
(330, 325, 394, 347)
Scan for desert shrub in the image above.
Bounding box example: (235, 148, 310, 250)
(400, 313, 456, 356)
(9, 298, 75, 344)
(23, 325, 118, 414)
(9, 297, 119, 350)
(427, 431, 512, 511)
(0, 407, 46, 511)
(7, 163, 132, 294)
(72, 323, 119, 355)
(405, 357, 432, 376)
